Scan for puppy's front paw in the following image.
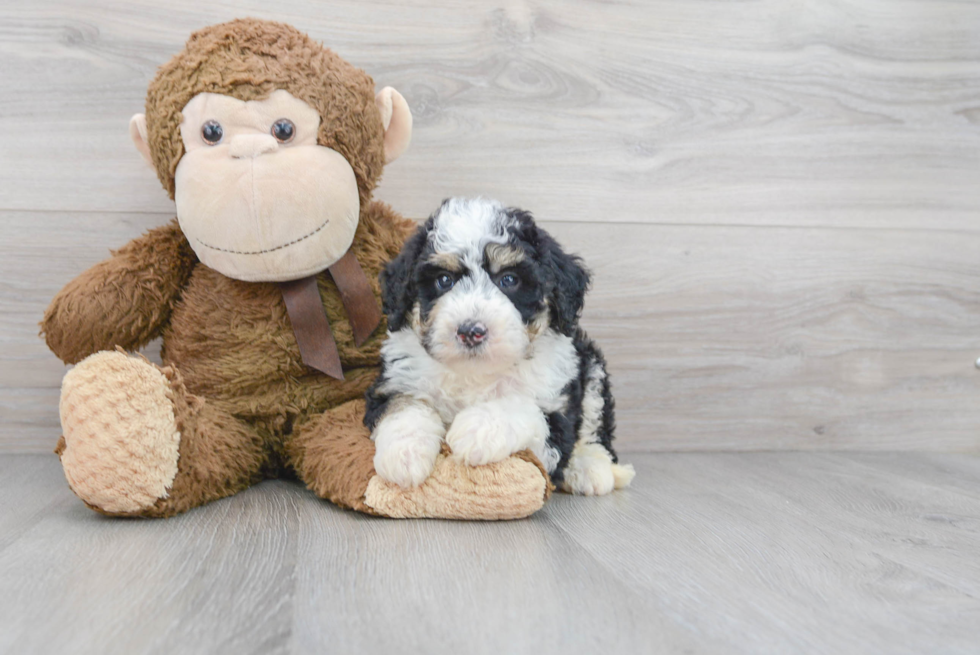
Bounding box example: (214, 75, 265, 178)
(372, 411, 444, 489)
(374, 437, 438, 489)
(445, 406, 515, 467)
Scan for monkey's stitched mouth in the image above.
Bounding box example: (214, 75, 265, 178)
(195, 218, 330, 255)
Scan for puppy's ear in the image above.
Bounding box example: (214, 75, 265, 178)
(538, 229, 591, 336)
(380, 222, 429, 331)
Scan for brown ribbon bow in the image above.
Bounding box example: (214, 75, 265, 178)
(279, 249, 382, 380)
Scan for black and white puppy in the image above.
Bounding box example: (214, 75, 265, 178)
(365, 198, 634, 495)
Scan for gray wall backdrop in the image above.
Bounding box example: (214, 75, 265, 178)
(2, 0, 979, 453)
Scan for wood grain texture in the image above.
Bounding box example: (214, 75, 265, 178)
(2, 0, 980, 452)
(1, 452, 979, 654)
(0, 0, 978, 228)
(4, 211, 980, 452)
(546, 451, 980, 654)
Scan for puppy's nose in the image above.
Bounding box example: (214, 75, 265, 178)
(456, 322, 488, 348)
(229, 134, 279, 159)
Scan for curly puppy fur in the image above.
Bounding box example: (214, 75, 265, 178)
(365, 198, 635, 495)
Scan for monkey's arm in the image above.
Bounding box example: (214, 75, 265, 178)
(359, 200, 419, 259)
(41, 219, 197, 364)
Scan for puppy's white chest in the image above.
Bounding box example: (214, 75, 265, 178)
(380, 328, 578, 424)
(429, 371, 534, 421)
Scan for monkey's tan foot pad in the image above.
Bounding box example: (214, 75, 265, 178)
(57, 351, 181, 514)
(363, 450, 552, 520)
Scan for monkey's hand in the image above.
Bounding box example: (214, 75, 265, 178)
(41, 219, 197, 364)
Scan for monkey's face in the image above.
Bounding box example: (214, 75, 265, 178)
(173, 90, 359, 282)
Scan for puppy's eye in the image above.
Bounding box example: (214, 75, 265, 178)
(272, 119, 295, 143)
(201, 120, 223, 145)
(435, 273, 455, 291)
(497, 273, 520, 290)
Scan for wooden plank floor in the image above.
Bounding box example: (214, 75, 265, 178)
(1, 452, 979, 654)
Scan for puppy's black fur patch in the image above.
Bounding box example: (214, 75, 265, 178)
(379, 215, 434, 332)
(501, 208, 592, 336)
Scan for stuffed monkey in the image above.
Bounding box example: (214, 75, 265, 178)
(41, 19, 550, 519)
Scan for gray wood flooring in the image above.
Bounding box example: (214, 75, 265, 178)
(1, 452, 979, 655)
(3, 0, 980, 453)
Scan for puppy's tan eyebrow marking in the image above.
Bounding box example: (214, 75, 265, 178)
(485, 243, 525, 273)
(427, 252, 463, 272)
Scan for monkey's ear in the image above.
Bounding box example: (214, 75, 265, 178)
(375, 87, 413, 164)
(128, 114, 154, 168)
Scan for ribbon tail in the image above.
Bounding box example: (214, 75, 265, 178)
(328, 249, 383, 347)
(280, 276, 344, 380)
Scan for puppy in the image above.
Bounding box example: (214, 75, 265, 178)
(365, 198, 635, 495)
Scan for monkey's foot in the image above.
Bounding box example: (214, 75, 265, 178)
(57, 351, 181, 514)
(288, 401, 552, 520)
(363, 447, 551, 520)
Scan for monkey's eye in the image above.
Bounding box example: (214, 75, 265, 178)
(435, 274, 455, 292)
(497, 273, 520, 290)
(201, 120, 223, 145)
(272, 119, 295, 143)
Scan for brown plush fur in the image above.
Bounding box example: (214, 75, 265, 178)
(41, 18, 550, 519)
(42, 221, 197, 365)
(286, 399, 383, 514)
(144, 19, 386, 206)
(44, 201, 412, 517)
